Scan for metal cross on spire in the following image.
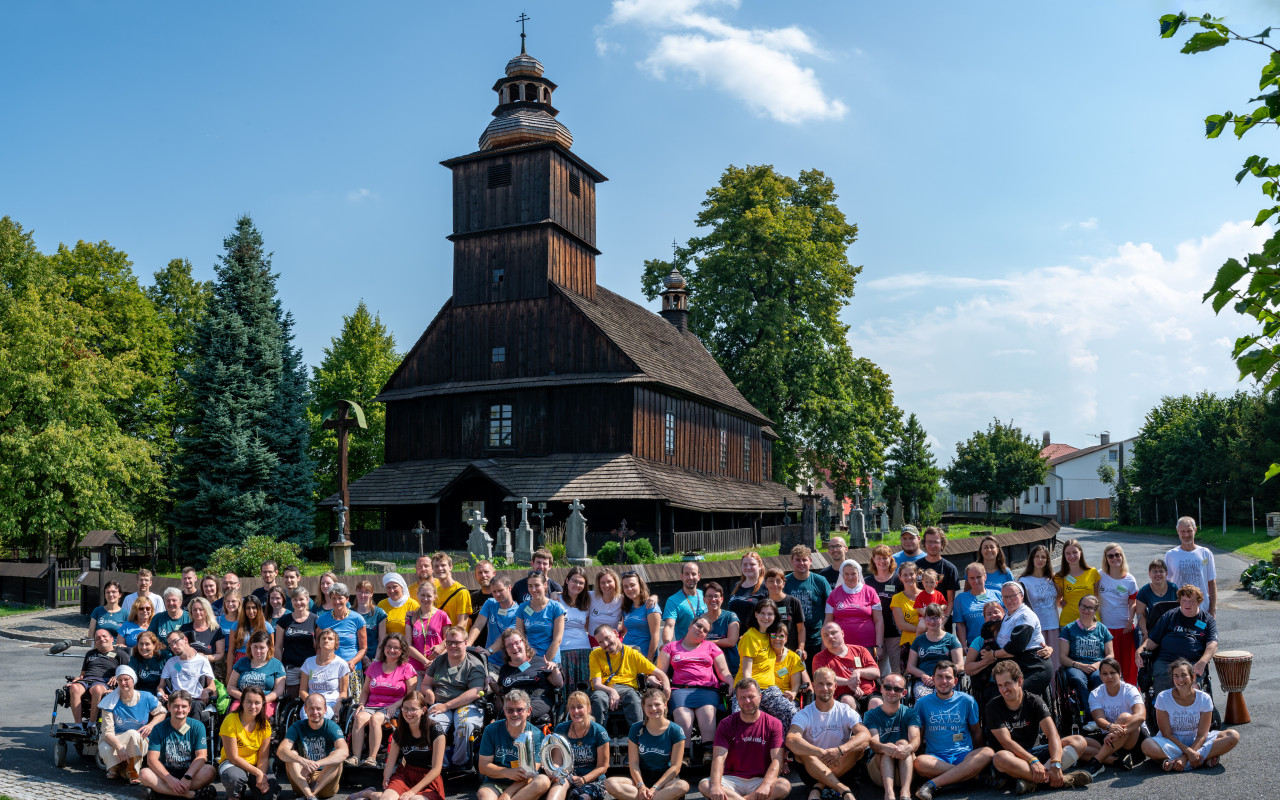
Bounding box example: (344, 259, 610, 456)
(517, 12, 530, 53)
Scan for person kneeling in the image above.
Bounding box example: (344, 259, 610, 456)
(278, 693, 348, 800)
(987, 661, 1092, 794)
(477, 690, 553, 800)
(864, 673, 921, 800)
(786, 667, 870, 800)
(698, 679, 790, 800)
(138, 690, 218, 800)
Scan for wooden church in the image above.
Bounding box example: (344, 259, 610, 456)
(336, 39, 801, 550)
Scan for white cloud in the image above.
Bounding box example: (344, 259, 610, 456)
(347, 188, 378, 203)
(856, 219, 1270, 462)
(1062, 217, 1099, 231)
(601, 0, 846, 124)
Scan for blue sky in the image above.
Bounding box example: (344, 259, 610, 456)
(3, 1, 1274, 464)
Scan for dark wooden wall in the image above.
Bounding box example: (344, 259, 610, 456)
(631, 387, 762, 482)
(547, 150, 596, 247)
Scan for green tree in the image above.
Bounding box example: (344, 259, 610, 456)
(880, 413, 942, 523)
(640, 164, 899, 493)
(944, 419, 1048, 520)
(308, 301, 400, 538)
(1160, 13, 1280, 481)
(146, 257, 214, 434)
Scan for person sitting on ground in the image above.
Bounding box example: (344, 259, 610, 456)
(278, 692, 349, 800)
(98, 664, 165, 784)
(378, 573, 420, 639)
(910, 661, 993, 800)
(654, 615, 734, 749)
(906, 604, 964, 701)
(604, 686, 688, 800)
(698, 679, 790, 800)
(159, 630, 217, 722)
(699, 581, 741, 677)
(139, 689, 218, 800)
(130, 631, 166, 696)
(1136, 584, 1218, 697)
(91, 580, 128, 641)
(864, 672, 921, 800)
(1141, 657, 1240, 772)
(430, 551, 473, 629)
(1058, 595, 1114, 707)
(589, 623, 668, 728)
(1135, 558, 1178, 641)
(812, 621, 881, 712)
(151, 588, 192, 659)
(733, 598, 797, 728)
(763, 568, 807, 658)
(228, 630, 286, 718)
(299, 627, 351, 720)
(477, 689, 553, 800)
(353, 580, 387, 664)
(66, 627, 130, 730)
(123, 568, 163, 617)
(987, 661, 1093, 794)
(498, 627, 565, 724)
(179, 597, 226, 677)
(785, 667, 870, 800)
(661, 561, 708, 647)
(379, 690, 446, 800)
(349, 632, 417, 767)
(121, 595, 157, 650)
(550, 691, 610, 800)
(275, 586, 318, 698)
(1082, 657, 1147, 771)
(421, 625, 487, 770)
(470, 574, 522, 676)
(218, 685, 280, 800)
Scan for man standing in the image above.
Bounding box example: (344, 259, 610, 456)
(471, 559, 497, 613)
(422, 626, 488, 767)
(179, 567, 200, 608)
(786, 668, 870, 798)
(252, 561, 279, 606)
(213, 572, 240, 615)
(813, 622, 882, 712)
(894, 526, 927, 567)
(511, 550, 563, 603)
(661, 561, 707, 645)
(699, 679, 790, 800)
(785, 545, 832, 667)
(919, 528, 960, 616)
(477, 690, 552, 800)
(589, 625, 669, 727)
(430, 552, 473, 629)
(911, 661, 992, 800)
(1164, 517, 1216, 615)
(278, 693, 348, 800)
(987, 661, 1092, 793)
(468, 575, 522, 673)
(864, 672, 921, 800)
(123, 569, 164, 616)
(819, 537, 848, 587)
(406, 554, 434, 599)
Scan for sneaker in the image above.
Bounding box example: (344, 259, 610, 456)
(1085, 760, 1105, 778)
(915, 783, 936, 800)
(1082, 721, 1099, 733)
(1014, 779, 1039, 795)
(194, 785, 217, 800)
(1061, 771, 1092, 789)
(820, 790, 840, 800)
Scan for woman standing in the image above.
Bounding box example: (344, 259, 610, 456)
(1056, 539, 1100, 627)
(199, 576, 222, 612)
(217, 685, 280, 800)
(588, 568, 624, 636)
(700, 581, 741, 678)
(406, 582, 451, 674)
(727, 552, 769, 623)
(317, 582, 368, 677)
(217, 592, 242, 637)
(549, 691, 610, 800)
(824, 559, 884, 662)
(735, 598, 796, 728)
(98, 665, 164, 783)
(378, 573, 420, 638)
(863, 546, 901, 676)
(378, 691, 446, 800)
(90, 581, 128, 641)
(275, 587, 318, 699)
(515, 571, 566, 663)
(1141, 659, 1240, 771)
(227, 595, 273, 680)
(978, 536, 1015, 591)
(228, 630, 286, 718)
(265, 586, 290, 625)
(349, 633, 417, 767)
(300, 627, 351, 719)
(559, 567, 594, 690)
(1019, 545, 1062, 670)
(604, 687, 689, 800)
(889, 560, 922, 669)
(619, 571, 660, 662)
(953, 564, 1001, 649)
(1136, 558, 1179, 640)
(1098, 544, 1139, 684)
(119, 597, 156, 650)
(316, 571, 338, 615)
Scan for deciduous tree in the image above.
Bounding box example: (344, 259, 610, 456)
(945, 419, 1047, 520)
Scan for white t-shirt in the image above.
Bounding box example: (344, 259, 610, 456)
(588, 592, 623, 633)
(1089, 682, 1147, 732)
(997, 603, 1044, 649)
(300, 656, 352, 718)
(1020, 577, 1059, 632)
(559, 602, 592, 651)
(1096, 573, 1138, 630)
(161, 654, 214, 695)
(122, 591, 164, 616)
(1164, 546, 1215, 612)
(1154, 688, 1213, 744)
(791, 700, 862, 750)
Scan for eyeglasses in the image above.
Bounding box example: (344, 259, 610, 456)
(620, 571, 639, 578)
(446, 639, 466, 646)
(1081, 605, 1099, 611)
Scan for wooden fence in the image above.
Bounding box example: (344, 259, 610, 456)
(672, 528, 754, 553)
(57, 562, 81, 606)
(351, 529, 439, 555)
(760, 525, 797, 545)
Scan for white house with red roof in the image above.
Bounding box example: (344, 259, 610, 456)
(1021, 431, 1137, 522)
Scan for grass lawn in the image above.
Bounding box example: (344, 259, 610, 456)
(1074, 521, 1278, 562)
(941, 523, 1020, 538)
(0, 601, 41, 618)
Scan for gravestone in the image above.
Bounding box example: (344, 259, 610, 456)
(783, 495, 818, 553)
(891, 497, 904, 530)
(565, 498, 590, 566)
(467, 509, 492, 560)
(514, 497, 534, 565)
(848, 506, 867, 548)
(879, 508, 889, 534)
(494, 516, 513, 562)
(363, 560, 396, 574)
(1267, 511, 1280, 538)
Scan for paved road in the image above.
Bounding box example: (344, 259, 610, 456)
(0, 525, 1271, 799)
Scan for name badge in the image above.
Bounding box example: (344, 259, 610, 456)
(885, 584, 896, 592)
(518, 661, 532, 672)
(952, 733, 964, 742)
(853, 657, 862, 668)
(1066, 576, 1077, 584)
(778, 668, 788, 676)
(1195, 620, 1207, 630)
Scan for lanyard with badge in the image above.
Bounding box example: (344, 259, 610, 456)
(604, 650, 623, 686)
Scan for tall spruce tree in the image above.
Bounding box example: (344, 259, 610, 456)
(169, 216, 311, 563)
(880, 413, 942, 522)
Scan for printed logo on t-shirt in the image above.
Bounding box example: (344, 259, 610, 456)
(301, 735, 329, 761)
(163, 735, 194, 769)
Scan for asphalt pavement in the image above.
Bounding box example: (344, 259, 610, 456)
(0, 525, 1272, 799)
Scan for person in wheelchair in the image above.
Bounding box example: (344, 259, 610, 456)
(229, 630, 286, 718)
(499, 627, 565, 726)
(300, 627, 351, 721)
(589, 624, 669, 729)
(1135, 585, 1217, 697)
(986, 662, 1092, 793)
(421, 625, 488, 769)
(785, 667, 870, 800)
(992, 582, 1053, 703)
(1081, 657, 1147, 771)
(278, 692, 349, 800)
(1057, 596, 1114, 710)
(1140, 658, 1240, 772)
(139, 689, 219, 800)
(98, 664, 165, 783)
(159, 630, 217, 724)
(379, 691, 447, 800)
(65, 627, 130, 731)
(550, 691, 610, 800)
(654, 615, 733, 747)
(130, 631, 167, 695)
(906, 605, 963, 702)
(349, 632, 418, 767)
(814, 621, 881, 712)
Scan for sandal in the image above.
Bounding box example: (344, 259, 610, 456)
(344, 756, 359, 766)
(362, 756, 379, 767)
(1162, 759, 1174, 772)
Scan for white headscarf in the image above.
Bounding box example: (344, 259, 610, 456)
(382, 573, 410, 608)
(839, 559, 864, 592)
(98, 665, 140, 713)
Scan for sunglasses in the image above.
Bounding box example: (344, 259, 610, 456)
(881, 685, 905, 693)
(621, 571, 639, 578)
(1107, 553, 1123, 560)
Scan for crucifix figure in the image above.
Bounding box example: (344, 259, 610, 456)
(532, 502, 552, 551)
(517, 12, 530, 53)
(780, 497, 792, 527)
(322, 399, 368, 543)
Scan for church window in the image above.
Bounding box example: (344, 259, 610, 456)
(488, 404, 512, 448)
(491, 346, 505, 363)
(569, 172, 581, 197)
(742, 434, 751, 475)
(719, 429, 727, 469)
(491, 268, 504, 286)
(664, 411, 676, 456)
(488, 163, 512, 188)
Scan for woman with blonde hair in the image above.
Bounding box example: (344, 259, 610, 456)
(1098, 543, 1139, 684)
(864, 545, 901, 676)
(550, 691, 610, 800)
(727, 551, 769, 623)
(119, 596, 156, 650)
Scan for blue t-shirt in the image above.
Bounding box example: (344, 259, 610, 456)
(517, 601, 566, 659)
(622, 604, 660, 658)
(984, 569, 1016, 592)
(479, 720, 544, 769)
(893, 550, 928, 567)
(911, 632, 962, 676)
(785, 573, 832, 650)
(216, 615, 239, 637)
(705, 610, 741, 676)
(628, 719, 685, 773)
(661, 590, 707, 644)
(554, 720, 609, 778)
(316, 611, 366, 662)
(360, 605, 388, 657)
(1149, 608, 1216, 662)
(150, 612, 191, 656)
(233, 657, 287, 693)
(479, 599, 522, 668)
(119, 621, 149, 648)
(148, 717, 208, 771)
(863, 703, 920, 744)
(953, 591, 1001, 639)
(1136, 583, 1179, 626)
(1060, 621, 1113, 665)
(92, 606, 128, 636)
(108, 691, 160, 733)
(915, 691, 979, 760)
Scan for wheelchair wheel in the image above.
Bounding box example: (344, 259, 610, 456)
(95, 743, 108, 771)
(53, 738, 67, 768)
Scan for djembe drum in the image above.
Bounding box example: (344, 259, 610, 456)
(1212, 650, 1253, 724)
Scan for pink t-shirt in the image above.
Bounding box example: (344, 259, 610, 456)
(713, 711, 784, 779)
(365, 660, 417, 707)
(663, 639, 723, 688)
(408, 609, 450, 672)
(825, 584, 882, 650)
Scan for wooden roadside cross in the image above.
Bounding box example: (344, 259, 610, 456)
(322, 400, 368, 543)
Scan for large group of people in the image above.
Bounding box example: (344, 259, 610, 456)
(65, 520, 1243, 800)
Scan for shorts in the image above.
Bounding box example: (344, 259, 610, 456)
(798, 760, 858, 788)
(639, 769, 668, 788)
(385, 765, 445, 800)
(79, 677, 110, 690)
(569, 781, 606, 800)
(1085, 727, 1148, 749)
(930, 750, 968, 766)
(285, 667, 302, 687)
(721, 775, 765, 795)
(670, 687, 720, 709)
(1151, 731, 1219, 767)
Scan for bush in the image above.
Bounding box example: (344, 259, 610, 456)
(596, 542, 621, 565)
(596, 538, 657, 565)
(205, 536, 305, 578)
(549, 542, 567, 563)
(1241, 561, 1280, 600)
(1073, 519, 1118, 531)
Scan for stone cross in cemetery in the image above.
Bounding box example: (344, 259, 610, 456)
(467, 509, 492, 560)
(849, 502, 867, 549)
(566, 498, 589, 566)
(494, 516, 513, 563)
(514, 497, 535, 565)
(891, 497, 904, 530)
(532, 502, 552, 551)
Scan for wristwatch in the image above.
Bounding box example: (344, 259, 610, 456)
(1049, 761, 1062, 769)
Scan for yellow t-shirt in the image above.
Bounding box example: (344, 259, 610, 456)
(735, 628, 777, 688)
(773, 648, 804, 691)
(378, 598, 421, 637)
(1056, 568, 1101, 626)
(589, 645, 656, 689)
(890, 592, 920, 646)
(431, 578, 474, 629)
(218, 713, 272, 766)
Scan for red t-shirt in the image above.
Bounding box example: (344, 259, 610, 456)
(812, 644, 877, 697)
(713, 711, 784, 779)
(913, 590, 946, 611)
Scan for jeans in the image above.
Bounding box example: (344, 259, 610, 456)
(219, 761, 281, 800)
(429, 704, 485, 766)
(591, 685, 643, 728)
(1063, 666, 1102, 706)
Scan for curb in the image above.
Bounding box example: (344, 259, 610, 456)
(0, 628, 78, 646)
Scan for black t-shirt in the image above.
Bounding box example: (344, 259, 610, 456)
(511, 576, 564, 605)
(181, 591, 200, 609)
(985, 692, 1051, 752)
(497, 656, 554, 720)
(771, 595, 806, 652)
(394, 723, 440, 769)
(727, 582, 769, 625)
(864, 573, 900, 637)
(179, 624, 224, 657)
(251, 587, 272, 606)
(818, 566, 841, 588)
(470, 589, 492, 616)
(918, 557, 962, 596)
(277, 613, 319, 668)
(82, 646, 130, 683)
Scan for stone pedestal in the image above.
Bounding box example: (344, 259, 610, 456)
(364, 560, 396, 574)
(565, 499, 590, 566)
(330, 541, 355, 574)
(495, 516, 514, 562)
